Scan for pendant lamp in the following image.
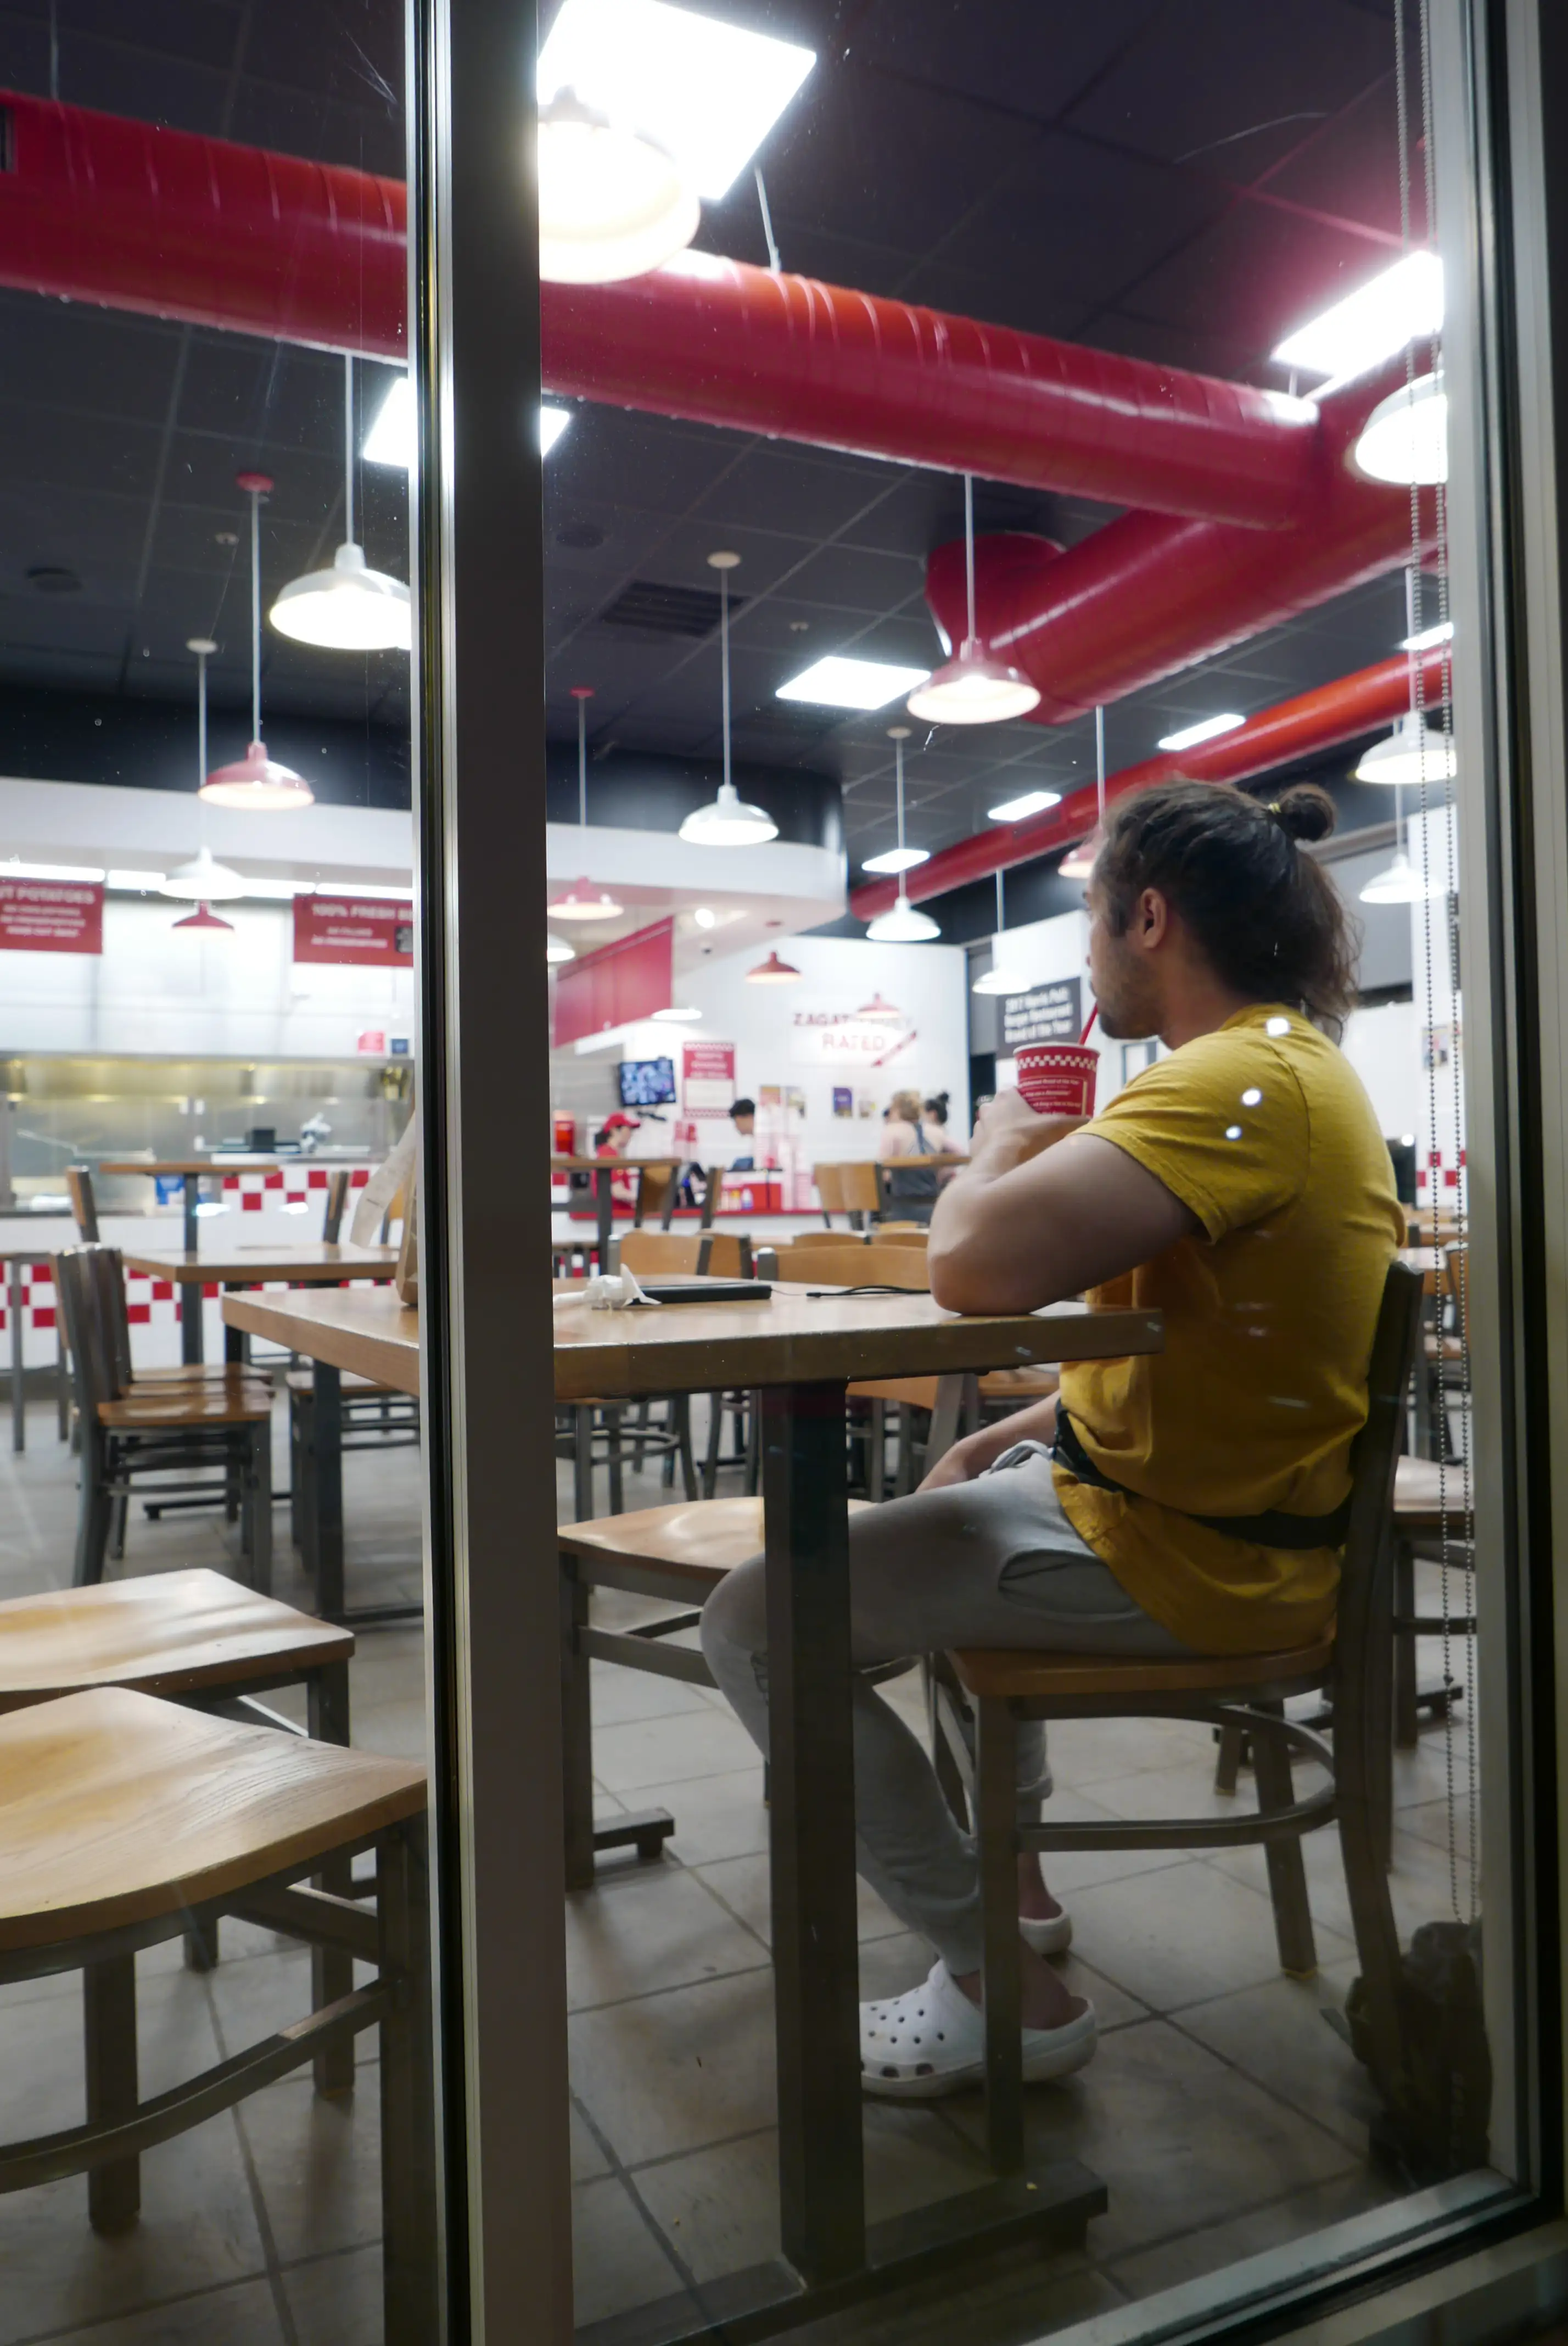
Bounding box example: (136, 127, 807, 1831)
(161, 644, 245, 907)
(1353, 709, 1457, 786)
(866, 728, 940, 941)
(547, 936, 576, 963)
(1362, 576, 1449, 904)
(745, 948, 802, 984)
(1352, 371, 1448, 487)
(1059, 708, 1107, 881)
(271, 357, 411, 652)
(537, 86, 699, 286)
(972, 869, 1024, 993)
(200, 477, 315, 811)
(680, 555, 777, 845)
(171, 902, 236, 934)
(905, 477, 1040, 725)
(1359, 848, 1442, 904)
(548, 686, 623, 921)
(855, 992, 903, 1021)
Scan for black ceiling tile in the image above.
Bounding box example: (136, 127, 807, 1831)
(893, 261, 1091, 346)
(0, 483, 148, 576)
(1259, 79, 1407, 243)
(854, 0, 1162, 126)
(53, 35, 230, 133)
(0, 12, 53, 93)
(2, 309, 182, 427)
(0, 401, 162, 498)
(0, 645, 124, 693)
(0, 597, 131, 658)
(60, 0, 239, 70)
(688, 448, 893, 543)
(763, 61, 1041, 258)
(552, 414, 739, 522)
(779, 542, 926, 616)
(242, 0, 402, 109)
(1123, 199, 1392, 362)
(1063, 0, 1394, 177)
(1076, 304, 1263, 384)
(223, 80, 332, 165)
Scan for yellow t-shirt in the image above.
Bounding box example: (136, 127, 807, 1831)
(1055, 1003, 1405, 1654)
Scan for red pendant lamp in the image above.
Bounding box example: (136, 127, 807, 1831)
(200, 475, 315, 811)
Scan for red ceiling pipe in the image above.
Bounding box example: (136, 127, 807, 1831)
(537, 252, 1323, 529)
(851, 643, 1448, 918)
(923, 362, 1431, 725)
(0, 89, 1321, 530)
(0, 89, 407, 358)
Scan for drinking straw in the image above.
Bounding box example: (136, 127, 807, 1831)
(1079, 1003, 1099, 1046)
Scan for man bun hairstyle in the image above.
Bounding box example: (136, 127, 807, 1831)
(1095, 779, 1358, 1036)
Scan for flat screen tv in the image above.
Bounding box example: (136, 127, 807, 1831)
(618, 1056, 677, 1108)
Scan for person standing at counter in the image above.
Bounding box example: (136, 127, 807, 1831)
(726, 1098, 758, 1171)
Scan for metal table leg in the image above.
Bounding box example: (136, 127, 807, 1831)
(224, 1281, 247, 1366)
(9, 1256, 23, 1453)
(311, 1362, 346, 1623)
(761, 1377, 865, 2285)
(595, 1164, 614, 1272)
(181, 1177, 204, 1365)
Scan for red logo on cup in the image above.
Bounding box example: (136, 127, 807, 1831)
(1015, 1043, 1099, 1119)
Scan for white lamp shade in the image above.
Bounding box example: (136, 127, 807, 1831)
(546, 935, 576, 963)
(865, 893, 940, 942)
(546, 879, 623, 920)
(905, 644, 1040, 727)
(1359, 850, 1444, 904)
(537, 95, 699, 283)
(678, 782, 778, 845)
(158, 847, 245, 902)
(1058, 838, 1099, 880)
(1353, 710, 1457, 786)
(199, 740, 315, 812)
(270, 543, 411, 652)
(1351, 372, 1448, 486)
(971, 967, 1027, 995)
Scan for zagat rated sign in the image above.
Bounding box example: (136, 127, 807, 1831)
(789, 1010, 915, 1069)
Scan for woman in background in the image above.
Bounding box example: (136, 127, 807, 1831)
(922, 1092, 956, 1152)
(878, 1087, 939, 1224)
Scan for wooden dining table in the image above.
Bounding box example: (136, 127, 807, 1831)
(223, 1273, 1162, 2323)
(122, 1243, 399, 1368)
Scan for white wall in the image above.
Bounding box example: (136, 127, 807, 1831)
(0, 895, 416, 1059)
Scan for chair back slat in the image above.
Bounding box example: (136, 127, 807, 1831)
(321, 1170, 350, 1243)
(54, 1249, 116, 1420)
(66, 1168, 99, 1243)
(813, 1163, 846, 1222)
(618, 1230, 707, 1278)
(839, 1162, 882, 1219)
(775, 1241, 931, 1291)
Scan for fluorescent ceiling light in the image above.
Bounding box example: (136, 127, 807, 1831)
(363, 377, 572, 470)
(1401, 621, 1454, 653)
(652, 1004, 703, 1022)
(0, 859, 105, 882)
(777, 656, 931, 711)
(987, 788, 1061, 823)
(1352, 372, 1448, 487)
(861, 846, 929, 875)
(327, 882, 413, 901)
(537, 0, 815, 201)
(1157, 713, 1245, 753)
(1272, 250, 1443, 382)
(105, 870, 166, 891)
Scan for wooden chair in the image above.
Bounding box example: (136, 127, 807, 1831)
(55, 1249, 275, 1591)
(934, 1261, 1424, 2171)
(0, 1686, 435, 2344)
(559, 1495, 872, 1886)
(813, 1162, 847, 1226)
(839, 1160, 883, 1229)
(552, 1227, 702, 1516)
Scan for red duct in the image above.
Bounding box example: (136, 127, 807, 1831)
(0, 88, 1319, 530)
(851, 644, 1448, 919)
(923, 363, 1430, 725)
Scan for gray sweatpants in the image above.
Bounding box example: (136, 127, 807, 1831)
(699, 1445, 1190, 1975)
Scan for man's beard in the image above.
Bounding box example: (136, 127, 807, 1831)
(1093, 965, 1160, 1042)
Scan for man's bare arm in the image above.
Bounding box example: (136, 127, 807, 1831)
(927, 1096, 1200, 1315)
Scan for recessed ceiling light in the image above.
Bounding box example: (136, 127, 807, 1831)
(987, 787, 1061, 823)
(1157, 713, 1245, 753)
(861, 846, 929, 874)
(693, 906, 718, 929)
(0, 858, 105, 882)
(363, 377, 573, 470)
(1272, 251, 1443, 383)
(777, 656, 931, 711)
(1401, 621, 1454, 653)
(537, 0, 815, 201)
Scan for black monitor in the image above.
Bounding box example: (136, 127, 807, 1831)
(618, 1056, 677, 1108)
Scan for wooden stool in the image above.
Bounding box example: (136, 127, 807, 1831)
(935, 1263, 1423, 2173)
(559, 1494, 872, 1885)
(0, 1687, 434, 2343)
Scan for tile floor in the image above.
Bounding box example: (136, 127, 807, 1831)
(0, 1400, 1484, 2344)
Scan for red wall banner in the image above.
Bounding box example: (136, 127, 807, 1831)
(294, 895, 414, 967)
(0, 876, 103, 952)
(682, 1040, 736, 1116)
(551, 918, 673, 1047)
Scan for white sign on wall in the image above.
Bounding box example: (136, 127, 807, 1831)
(789, 1012, 917, 1069)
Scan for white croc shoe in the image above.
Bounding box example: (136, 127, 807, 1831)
(1020, 1907, 1073, 1958)
(860, 1959, 1097, 2101)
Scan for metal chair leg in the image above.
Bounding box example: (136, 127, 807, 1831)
(1213, 1723, 1246, 1793)
(83, 1954, 139, 2233)
(573, 1407, 594, 1522)
(309, 1661, 356, 2094)
(675, 1394, 699, 1501)
(561, 1561, 597, 1891)
(606, 1407, 624, 1514)
(703, 1389, 724, 1499)
(247, 1421, 273, 1597)
(1393, 1538, 1420, 1747)
(1251, 1705, 1317, 1977)
(74, 1437, 113, 1587)
(378, 1817, 439, 2346)
(867, 1399, 886, 1502)
(978, 1695, 1025, 2174)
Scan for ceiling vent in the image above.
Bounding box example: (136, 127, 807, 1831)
(597, 579, 744, 638)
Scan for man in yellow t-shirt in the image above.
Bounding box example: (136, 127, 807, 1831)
(701, 779, 1403, 2101)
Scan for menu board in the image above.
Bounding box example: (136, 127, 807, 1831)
(0, 876, 103, 953)
(294, 895, 414, 967)
(682, 1039, 736, 1117)
(1001, 974, 1082, 1049)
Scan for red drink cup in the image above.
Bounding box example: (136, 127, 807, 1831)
(1015, 1042, 1099, 1119)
